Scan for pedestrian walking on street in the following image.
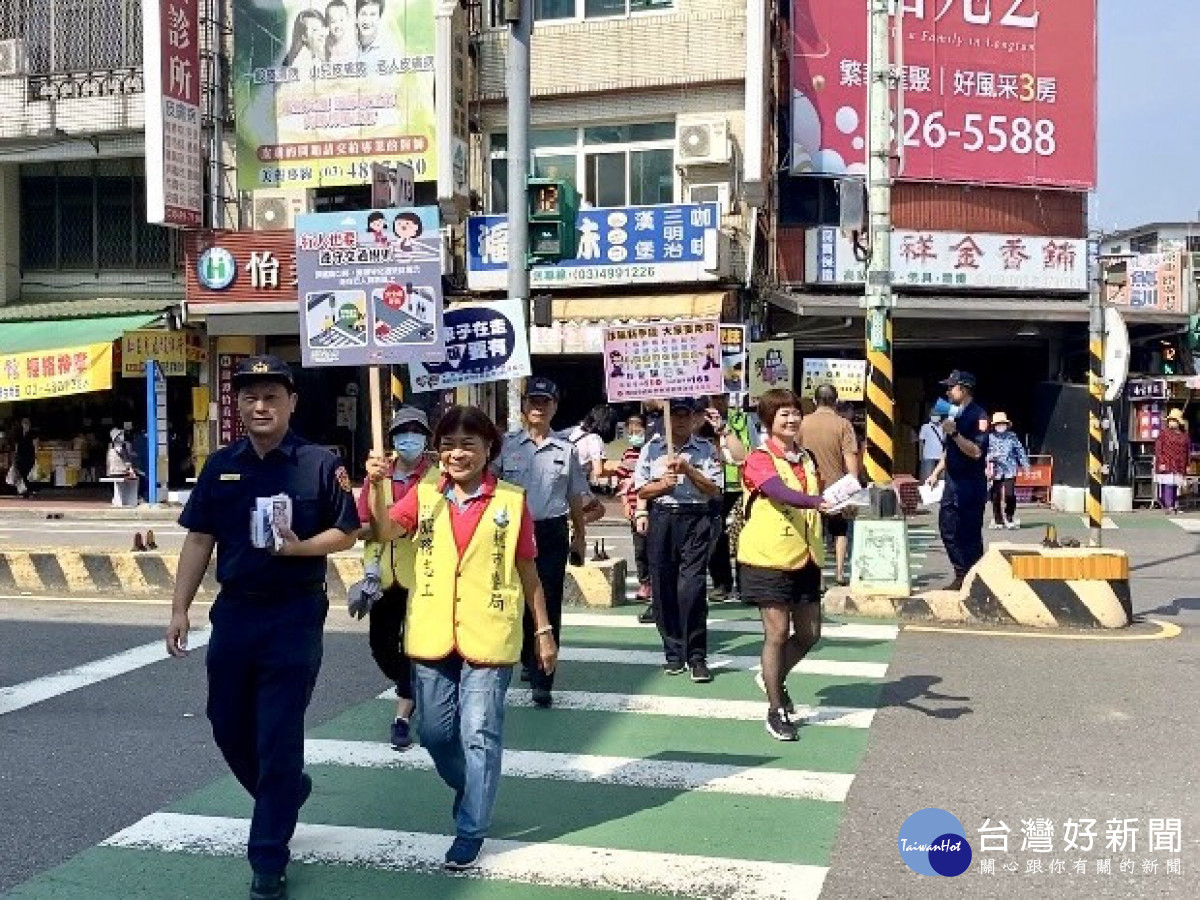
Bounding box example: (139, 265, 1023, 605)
(916, 411, 945, 483)
(925, 370, 989, 590)
(616, 413, 653, 609)
(985, 411, 1030, 530)
(369, 405, 556, 871)
(1154, 408, 1190, 514)
(704, 394, 755, 601)
(736, 389, 827, 742)
(7, 417, 36, 498)
(165, 356, 360, 900)
(567, 403, 621, 484)
(800, 384, 860, 587)
(354, 406, 436, 751)
(497, 377, 589, 708)
(635, 397, 723, 682)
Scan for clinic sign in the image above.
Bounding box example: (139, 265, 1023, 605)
(806, 228, 1088, 291)
(233, 0, 436, 190)
(185, 231, 300, 305)
(790, 0, 1096, 187)
(466, 203, 722, 291)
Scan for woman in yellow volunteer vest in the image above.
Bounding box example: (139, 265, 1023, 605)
(369, 405, 556, 871)
(737, 388, 828, 742)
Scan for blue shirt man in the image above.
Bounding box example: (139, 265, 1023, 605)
(166, 355, 359, 900)
(935, 370, 989, 589)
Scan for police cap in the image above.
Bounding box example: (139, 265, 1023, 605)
(524, 376, 560, 401)
(939, 369, 977, 390)
(231, 355, 296, 392)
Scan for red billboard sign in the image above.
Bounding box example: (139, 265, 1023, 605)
(790, 0, 1097, 188)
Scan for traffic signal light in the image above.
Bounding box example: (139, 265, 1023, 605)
(527, 178, 579, 263)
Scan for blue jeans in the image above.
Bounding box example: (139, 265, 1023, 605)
(412, 655, 512, 840)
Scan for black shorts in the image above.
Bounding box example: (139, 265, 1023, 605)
(823, 513, 849, 538)
(737, 562, 822, 607)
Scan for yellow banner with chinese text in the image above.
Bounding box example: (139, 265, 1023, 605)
(0, 343, 114, 401)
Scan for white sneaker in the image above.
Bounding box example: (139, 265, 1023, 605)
(1005, 520, 1020, 530)
(988, 522, 1005, 530)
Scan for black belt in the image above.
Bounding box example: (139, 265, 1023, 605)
(651, 504, 708, 516)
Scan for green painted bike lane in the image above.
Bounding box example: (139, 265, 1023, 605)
(3, 612, 899, 900)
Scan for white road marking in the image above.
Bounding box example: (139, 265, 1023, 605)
(304, 739, 854, 802)
(374, 687, 877, 728)
(1168, 517, 1200, 533)
(0, 632, 209, 716)
(559, 646, 888, 679)
(561, 612, 898, 642)
(1078, 516, 1119, 530)
(104, 813, 828, 900)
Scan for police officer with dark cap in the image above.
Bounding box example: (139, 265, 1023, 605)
(498, 376, 590, 708)
(166, 355, 359, 900)
(931, 369, 989, 590)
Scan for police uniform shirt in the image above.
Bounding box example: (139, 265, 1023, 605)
(179, 431, 360, 591)
(944, 401, 989, 486)
(498, 430, 589, 522)
(633, 434, 722, 507)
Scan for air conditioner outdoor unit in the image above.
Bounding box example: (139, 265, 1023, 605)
(0, 39, 27, 77)
(251, 189, 307, 230)
(676, 116, 732, 167)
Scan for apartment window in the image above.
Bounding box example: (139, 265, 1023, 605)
(18, 0, 143, 74)
(1129, 232, 1159, 255)
(488, 123, 676, 213)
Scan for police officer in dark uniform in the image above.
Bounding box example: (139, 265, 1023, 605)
(166, 356, 359, 900)
(934, 370, 989, 590)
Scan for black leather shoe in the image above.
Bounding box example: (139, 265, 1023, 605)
(637, 606, 655, 624)
(249, 872, 287, 900)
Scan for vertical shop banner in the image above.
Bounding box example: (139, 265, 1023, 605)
(408, 298, 531, 393)
(748, 340, 794, 402)
(791, 0, 1096, 187)
(800, 358, 868, 402)
(217, 354, 250, 445)
(719, 325, 747, 395)
(295, 206, 445, 366)
(0, 345, 114, 401)
(233, 0, 436, 190)
(143, 0, 203, 226)
(603, 320, 724, 403)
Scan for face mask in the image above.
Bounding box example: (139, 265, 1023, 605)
(994, 425, 1008, 434)
(392, 433, 427, 462)
(628, 433, 645, 448)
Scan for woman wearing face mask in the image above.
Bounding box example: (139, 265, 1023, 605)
(985, 412, 1030, 530)
(1154, 409, 1191, 515)
(615, 413, 652, 603)
(356, 406, 436, 750)
(368, 405, 555, 870)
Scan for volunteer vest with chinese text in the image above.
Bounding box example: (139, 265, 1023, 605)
(405, 479, 525, 665)
(362, 468, 439, 590)
(737, 449, 825, 571)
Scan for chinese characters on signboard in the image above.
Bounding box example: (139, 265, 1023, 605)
(185, 231, 300, 305)
(603, 319, 724, 403)
(295, 206, 445, 367)
(467, 203, 721, 291)
(1107, 253, 1188, 313)
(408, 298, 530, 393)
(720, 325, 747, 396)
(121, 331, 188, 378)
(143, 0, 203, 227)
(0, 344, 114, 402)
(791, 0, 1096, 187)
(806, 228, 1088, 292)
(217, 354, 249, 445)
(233, 0, 437, 189)
(801, 358, 867, 402)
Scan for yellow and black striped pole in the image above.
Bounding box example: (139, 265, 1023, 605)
(390, 365, 404, 410)
(1087, 305, 1105, 546)
(865, 308, 895, 485)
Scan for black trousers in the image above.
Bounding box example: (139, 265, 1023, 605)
(939, 479, 987, 577)
(368, 584, 412, 701)
(206, 589, 326, 876)
(989, 477, 1017, 525)
(648, 505, 712, 665)
(630, 523, 650, 585)
(706, 491, 739, 592)
(522, 515, 569, 691)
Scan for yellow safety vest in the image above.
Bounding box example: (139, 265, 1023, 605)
(405, 478, 526, 666)
(737, 448, 825, 571)
(362, 465, 437, 591)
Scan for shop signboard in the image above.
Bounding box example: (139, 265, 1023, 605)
(748, 340, 794, 402)
(602, 319, 723, 403)
(806, 228, 1088, 291)
(791, 0, 1096, 188)
(121, 331, 188, 378)
(1110, 252, 1189, 314)
(217, 353, 250, 445)
(801, 357, 867, 402)
(186, 231, 299, 306)
(409, 298, 531, 393)
(233, 0, 436, 190)
(720, 325, 747, 396)
(0, 344, 114, 401)
(295, 206, 445, 366)
(466, 203, 721, 291)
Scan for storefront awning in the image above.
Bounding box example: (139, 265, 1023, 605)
(552, 291, 733, 322)
(0, 313, 158, 354)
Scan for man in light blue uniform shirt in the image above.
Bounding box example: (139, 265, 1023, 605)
(634, 397, 723, 682)
(498, 376, 589, 708)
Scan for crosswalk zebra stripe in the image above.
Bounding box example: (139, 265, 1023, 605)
(559, 646, 889, 679)
(303, 739, 855, 802)
(104, 813, 829, 900)
(374, 687, 878, 727)
(561, 612, 898, 641)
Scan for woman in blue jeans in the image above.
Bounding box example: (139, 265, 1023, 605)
(368, 405, 557, 870)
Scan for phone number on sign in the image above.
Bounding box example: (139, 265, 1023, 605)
(259, 158, 428, 185)
(901, 111, 1057, 157)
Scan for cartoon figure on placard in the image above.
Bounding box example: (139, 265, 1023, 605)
(757, 348, 789, 387)
(366, 211, 389, 246)
(392, 212, 423, 253)
(609, 350, 626, 379)
(702, 343, 720, 371)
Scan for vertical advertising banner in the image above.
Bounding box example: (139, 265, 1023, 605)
(143, 0, 204, 227)
(790, 0, 1096, 187)
(295, 206, 445, 366)
(234, 0, 436, 190)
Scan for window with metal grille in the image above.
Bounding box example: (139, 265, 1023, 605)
(2, 0, 142, 73)
(20, 160, 179, 271)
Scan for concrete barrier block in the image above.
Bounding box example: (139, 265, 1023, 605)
(564, 557, 629, 608)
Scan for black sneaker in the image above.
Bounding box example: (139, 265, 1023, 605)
(531, 687, 553, 708)
(390, 717, 413, 751)
(662, 661, 686, 675)
(689, 660, 713, 683)
(638, 606, 656, 624)
(519, 666, 531, 682)
(444, 836, 485, 870)
(710, 586, 731, 603)
(249, 871, 287, 900)
(765, 708, 799, 742)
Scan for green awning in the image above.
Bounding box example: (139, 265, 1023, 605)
(0, 313, 158, 354)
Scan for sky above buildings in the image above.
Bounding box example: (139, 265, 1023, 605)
(1096, 0, 1197, 229)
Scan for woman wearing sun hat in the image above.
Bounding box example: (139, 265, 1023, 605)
(985, 411, 1030, 530)
(1154, 409, 1191, 514)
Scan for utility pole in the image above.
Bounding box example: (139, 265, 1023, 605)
(208, 0, 226, 229)
(1086, 247, 1105, 547)
(504, 0, 532, 432)
(863, 0, 895, 493)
